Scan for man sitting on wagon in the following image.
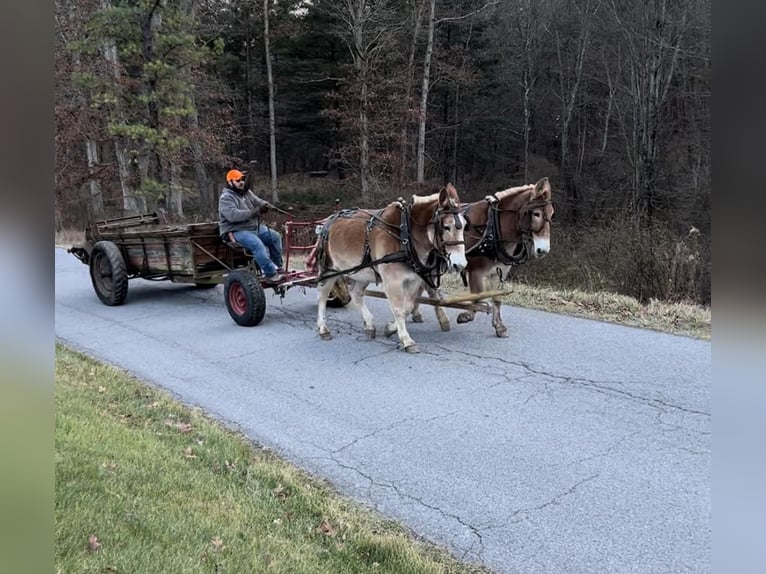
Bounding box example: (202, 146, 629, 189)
(219, 169, 285, 284)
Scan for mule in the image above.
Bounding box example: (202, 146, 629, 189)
(411, 177, 554, 338)
(315, 184, 468, 353)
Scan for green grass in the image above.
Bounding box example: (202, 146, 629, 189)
(55, 345, 490, 574)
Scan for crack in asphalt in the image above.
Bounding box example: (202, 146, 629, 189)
(325, 455, 488, 563)
(430, 344, 708, 417)
(478, 473, 601, 531)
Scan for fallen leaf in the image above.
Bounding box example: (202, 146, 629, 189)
(272, 484, 288, 501)
(273, 518, 282, 525)
(317, 520, 337, 537)
(98, 386, 107, 393)
(211, 536, 224, 551)
(184, 447, 196, 459)
(146, 401, 160, 409)
(101, 461, 118, 471)
(88, 534, 101, 552)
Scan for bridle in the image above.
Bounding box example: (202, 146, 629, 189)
(465, 194, 553, 267)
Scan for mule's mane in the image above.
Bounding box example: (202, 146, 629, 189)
(493, 184, 535, 201)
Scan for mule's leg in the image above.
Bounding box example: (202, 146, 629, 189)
(491, 290, 508, 338)
(348, 279, 375, 338)
(423, 284, 450, 331)
(457, 271, 484, 324)
(383, 276, 422, 353)
(385, 283, 449, 336)
(411, 298, 424, 323)
(316, 278, 338, 340)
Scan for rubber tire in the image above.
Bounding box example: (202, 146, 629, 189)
(327, 279, 351, 308)
(89, 241, 129, 306)
(224, 269, 266, 326)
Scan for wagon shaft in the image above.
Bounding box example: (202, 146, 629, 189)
(363, 288, 511, 314)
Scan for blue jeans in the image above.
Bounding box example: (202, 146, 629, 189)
(232, 226, 283, 276)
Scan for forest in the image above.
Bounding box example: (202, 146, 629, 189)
(54, 0, 711, 304)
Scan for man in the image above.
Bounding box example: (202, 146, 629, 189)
(219, 169, 284, 283)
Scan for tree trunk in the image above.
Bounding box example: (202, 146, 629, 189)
(100, 0, 140, 213)
(351, 0, 370, 199)
(553, 0, 591, 223)
(398, 0, 426, 185)
(139, 1, 163, 193)
(521, 0, 535, 181)
(168, 160, 183, 217)
(416, 0, 436, 183)
(180, 0, 210, 213)
(264, 0, 278, 202)
(85, 139, 104, 217)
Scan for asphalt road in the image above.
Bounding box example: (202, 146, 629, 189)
(55, 247, 710, 573)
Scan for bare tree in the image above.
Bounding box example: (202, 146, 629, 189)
(264, 0, 279, 201)
(415, 0, 435, 183)
(548, 0, 599, 223)
(609, 0, 691, 218)
(397, 0, 427, 185)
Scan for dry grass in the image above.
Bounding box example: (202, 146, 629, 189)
(439, 274, 711, 340)
(55, 228, 84, 249)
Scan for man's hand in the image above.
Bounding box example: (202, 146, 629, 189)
(259, 204, 269, 214)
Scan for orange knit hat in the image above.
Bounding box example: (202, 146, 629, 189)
(226, 169, 245, 182)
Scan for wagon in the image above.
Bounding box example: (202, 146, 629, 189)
(68, 211, 509, 327)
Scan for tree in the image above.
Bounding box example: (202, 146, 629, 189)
(264, 0, 279, 201)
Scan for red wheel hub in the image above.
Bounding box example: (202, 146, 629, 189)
(228, 283, 247, 314)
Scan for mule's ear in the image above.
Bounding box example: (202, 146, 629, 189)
(441, 182, 459, 206)
(534, 177, 551, 200)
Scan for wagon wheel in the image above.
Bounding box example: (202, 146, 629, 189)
(224, 269, 266, 326)
(89, 241, 129, 306)
(327, 278, 351, 308)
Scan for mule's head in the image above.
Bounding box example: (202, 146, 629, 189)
(524, 177, 554, 258)
(493, 177, 553, 260)
(434, 183, 468, 270)
(412, 183, 468, 270)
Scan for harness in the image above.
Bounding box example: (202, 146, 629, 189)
(464, 195, 553, 276)
(316, 199, 463, 290)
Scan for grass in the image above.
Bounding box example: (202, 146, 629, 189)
(55, 228, 710, 340)
(55, 345, 489, 574)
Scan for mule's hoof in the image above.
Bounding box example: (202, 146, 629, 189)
(319, 331, 333, 341)
(404, 344, 421, 354)
(383, 324, 397, 337)
(439, 322, 451, 332)
(411, 313, 424, 323)
(456, 312, 473, 324)
(364, 328, 376, 339)
(495, 327, 508, 338)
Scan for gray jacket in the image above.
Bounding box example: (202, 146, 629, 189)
(218, 186, 268, 238)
